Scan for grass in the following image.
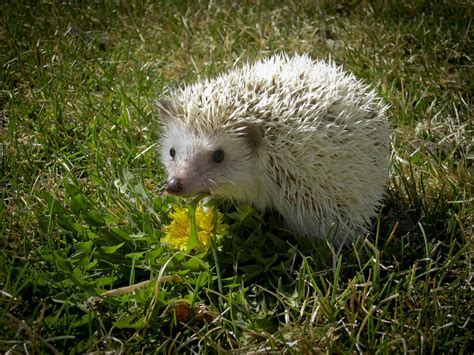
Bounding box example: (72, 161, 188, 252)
(1, 0, 472, 353)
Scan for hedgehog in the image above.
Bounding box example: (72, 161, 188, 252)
(157, 53, 391, 244)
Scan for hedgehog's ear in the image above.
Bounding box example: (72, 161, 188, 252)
(237, 123, 264, 152)
(156, 96, 176, 122)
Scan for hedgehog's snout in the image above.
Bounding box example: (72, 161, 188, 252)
(165, 176, 184, 194)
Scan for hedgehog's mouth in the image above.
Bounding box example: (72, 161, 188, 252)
(164, 176, 211, 197)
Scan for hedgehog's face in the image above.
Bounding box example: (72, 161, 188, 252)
(159, 119, 264, 200)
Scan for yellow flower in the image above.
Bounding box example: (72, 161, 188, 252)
(161, 206, 228, 251)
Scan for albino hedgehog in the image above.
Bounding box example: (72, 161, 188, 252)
(157, 53, 391, 244)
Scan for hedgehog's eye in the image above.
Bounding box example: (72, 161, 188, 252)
(212, 149, 225, 163)
(169, 147, 176, 159)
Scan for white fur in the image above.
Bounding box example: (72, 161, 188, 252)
(158, 53, 391, 244)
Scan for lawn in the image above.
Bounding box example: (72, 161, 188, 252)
(1, 1, 472, 353)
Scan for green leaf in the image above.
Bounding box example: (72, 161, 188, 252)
(126, 251, 146, 259)
(55, 254, 73, 273)
(109, 227, 131, 241)
(182, 255, 209, 271)
(100, 242, 125, 254)
(85, 259, 98, 270)
(69, 194, 89, 212)
(71, 313, 96, 328)
(76, 240, 94, 253)
(186, 193, 209, 253)
(71, 223, 87, 232)
(187, 205, 201, 252)
(114, 315, 145, 329)
(86, 230, 100, 240)
(95, 275, 116, 288)
(82, 209, 106, 226)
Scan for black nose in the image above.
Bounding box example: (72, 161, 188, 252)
(166, 177, 183, 194)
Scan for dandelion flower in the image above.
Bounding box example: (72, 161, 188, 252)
(162, 206, 228, 251)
